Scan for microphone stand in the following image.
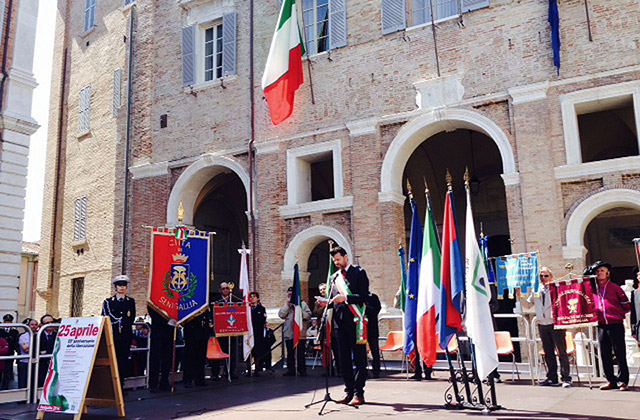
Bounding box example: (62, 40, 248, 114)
(306, 275, 339, 414)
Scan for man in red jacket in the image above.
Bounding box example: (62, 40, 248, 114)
(592, 261, 631, 391)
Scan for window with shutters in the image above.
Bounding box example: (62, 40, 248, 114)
(301, 0, 347, 55)
(181, 12, 237, 88)
(71, 278, 85, 317)
(84, 0, 96, 33)
(73, 196, 88, 242)
(79, 86, 91, 134)
(204, 23, 223, 81)
(381, 0, 489, 35)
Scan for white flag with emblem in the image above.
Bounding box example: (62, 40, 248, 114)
(239, 245, 253, 360)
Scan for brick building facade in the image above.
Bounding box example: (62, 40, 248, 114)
(38, 0, 640, 317)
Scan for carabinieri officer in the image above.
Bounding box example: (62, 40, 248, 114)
(102, 274, 136, 389)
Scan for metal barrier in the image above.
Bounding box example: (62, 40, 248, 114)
(123, 322, 151, 389)
(0, 323, 34, 404)
(32, 323, 60, 403)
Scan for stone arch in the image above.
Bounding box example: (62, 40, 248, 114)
(167, 154, 250, 225)
(379, 108, 517, 200)
(281, 225, 352, 281)
(563, 188, 640, 259)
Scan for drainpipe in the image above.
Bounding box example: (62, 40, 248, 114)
(249, 0, 257, 288)
(121, 5, 135, 274)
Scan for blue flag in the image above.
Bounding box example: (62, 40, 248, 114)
(404, 197, 422, 356)
(548, 0, 560, 74)
(480, 235, 497, 285)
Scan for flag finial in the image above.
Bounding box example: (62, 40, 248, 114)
(445, 169, 453, 191)
(423, 176, 429, 195)
(177, 202, 184, 224)
(464, 167, 470, 188)
(406, 178, 414, 199)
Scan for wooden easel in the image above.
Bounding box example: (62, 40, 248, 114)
(36, 317, 125, 420)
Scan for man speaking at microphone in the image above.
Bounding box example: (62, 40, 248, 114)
(325, 246, 370, 406)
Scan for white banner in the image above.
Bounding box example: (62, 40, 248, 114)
(37, 317, 103, 414)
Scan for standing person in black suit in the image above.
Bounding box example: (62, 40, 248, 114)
(0, 314, 19, 389)
(148, 306, 174, 392)
(325, 246, 369, 406)
(366, 292, 381, 378)
(182, 308, 210, 387)
(249, 292, 267, 374)
(38, 314, 57, 386)
(102, 274, 136, 389)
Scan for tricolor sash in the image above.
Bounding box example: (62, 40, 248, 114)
(334, 271, 368, 345)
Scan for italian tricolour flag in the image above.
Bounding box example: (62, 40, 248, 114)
(261, 0, 305, 125)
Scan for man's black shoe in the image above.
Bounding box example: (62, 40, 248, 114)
(409, 373, 422, 381)
(372, 371, 380, 379)
(283, 371, 296, 377)
(539, 379, 560, 387)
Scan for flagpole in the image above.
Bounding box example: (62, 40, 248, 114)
(297, 0, 316, 104)
(428, 0, 441, 77)
(584, 0, 593, 42)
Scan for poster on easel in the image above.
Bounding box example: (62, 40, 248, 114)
(36, 316, 124, 420)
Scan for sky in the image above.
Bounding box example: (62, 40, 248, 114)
(23, 0, 56, 242)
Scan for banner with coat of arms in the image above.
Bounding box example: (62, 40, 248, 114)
(495, 252, 539, 298)
(549, 277, 598, 329)
(148, 227, 210, 324)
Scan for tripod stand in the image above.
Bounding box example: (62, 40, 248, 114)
(305, 281, 339, 414)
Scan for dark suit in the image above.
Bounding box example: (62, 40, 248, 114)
(330, 265, 369, 398)
(366, 293, 381, 375)
(38, 330, 57, 386)
(183, 309, 210, 385)
(250, 303, 267, 371)
(148, 306, 174, 390)
(102, 295, 136, 383)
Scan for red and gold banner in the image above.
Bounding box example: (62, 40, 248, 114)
(549, 278, 598, 329)
(213, 303, 249, 337)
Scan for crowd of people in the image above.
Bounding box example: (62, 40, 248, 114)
(4, 256, 639, 405)
(0, 313, 59, 391)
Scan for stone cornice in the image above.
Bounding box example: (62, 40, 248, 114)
(0, 113, 39, 136)
(346, 117, 380, 137)
(129, 161, 170, 179)
(508, 81, 549, 105)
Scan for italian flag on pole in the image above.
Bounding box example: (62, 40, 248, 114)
(262, 0, 305, 125)
(416, 194, 441, 367)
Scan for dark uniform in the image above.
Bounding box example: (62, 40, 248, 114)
(330, 265, 369, 401)
(365, 293, 381, 377)
(182, 309, 210, 386)
(250, 302, 267, 372)
(102, 294, 136, 383)
(148, 306, 173, 391)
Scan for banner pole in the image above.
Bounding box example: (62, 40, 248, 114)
(171, 325, 177, 393)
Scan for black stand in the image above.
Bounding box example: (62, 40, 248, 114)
(305, 302, 339, 415)
(443, 334, 502, 412)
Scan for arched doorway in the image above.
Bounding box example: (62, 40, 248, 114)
(193, 172, 248, 299)
(584, 207, 640, 285)
(564, 188, 640, 280)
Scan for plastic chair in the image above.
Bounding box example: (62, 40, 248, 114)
(380, 331, 405, 373)
(206, 337, 231, 382)
(436, 334, 459, 354)
(495, 331, 520, 380)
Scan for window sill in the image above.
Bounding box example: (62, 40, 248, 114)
(279, 196, 353, 219)
(554, 156, 640, 180)
(183, 74, 237, 93)
(80, 26, 96, 39)
(406, 14, 461, 33)
(77, 130, 92, 141)
(72, 240, 89, 251)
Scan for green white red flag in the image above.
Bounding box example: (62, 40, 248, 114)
(416, 193, 441, 367)
(262, 0, 305, 125)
